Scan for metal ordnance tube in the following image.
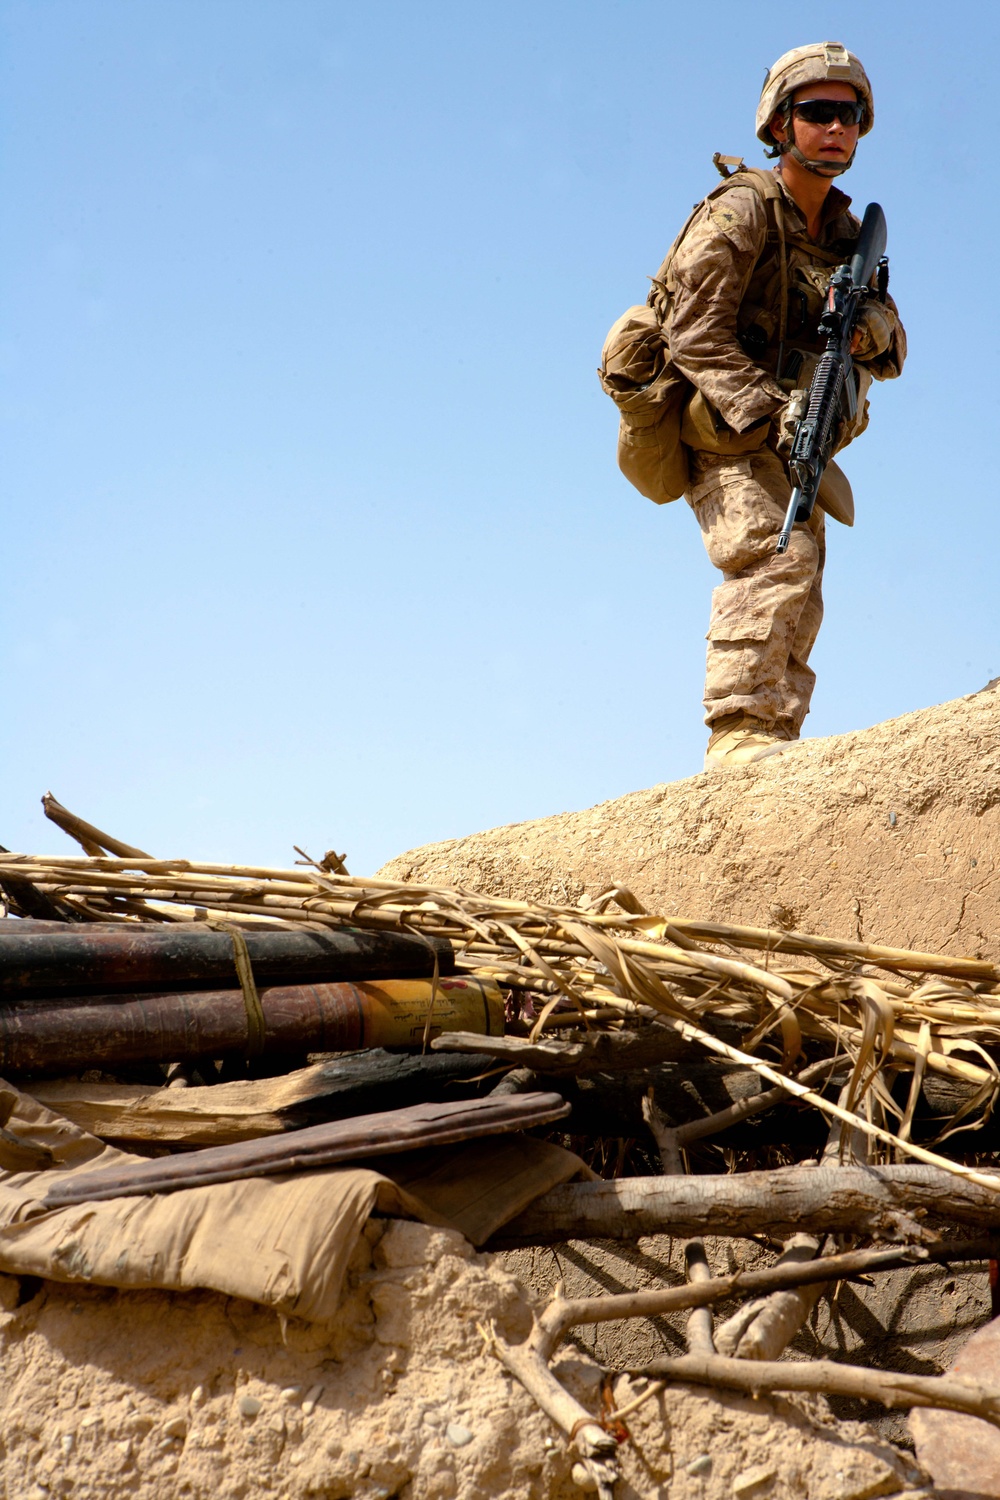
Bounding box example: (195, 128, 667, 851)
(0, 976, 504, 1073)
(0, 921, 455, 997)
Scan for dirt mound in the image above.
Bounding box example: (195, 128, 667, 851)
(6, 687, 996, 1500)
(0, 1220, 924, 1500)
(0, 1221, 561, 1500)
(378, 682, 1000, 957)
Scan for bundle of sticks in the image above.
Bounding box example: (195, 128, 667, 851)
(3, 796, 1000, 1493)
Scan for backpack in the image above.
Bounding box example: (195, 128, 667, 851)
(599, 303, 691, 505)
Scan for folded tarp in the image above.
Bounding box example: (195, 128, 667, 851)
(0, 1085, 584, 1321)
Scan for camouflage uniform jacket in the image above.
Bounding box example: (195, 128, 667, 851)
(653, 169, 906, 437)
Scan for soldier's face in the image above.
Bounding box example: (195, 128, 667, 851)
(771, 81, 861, 170)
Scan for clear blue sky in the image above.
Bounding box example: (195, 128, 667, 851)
(2, 1, 995, 873)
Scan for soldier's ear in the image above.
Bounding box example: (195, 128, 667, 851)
(769, 109, 788, 146)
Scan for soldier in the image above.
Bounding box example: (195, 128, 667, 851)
(653, 43, 905, 768)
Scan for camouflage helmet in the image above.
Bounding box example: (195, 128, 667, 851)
(756, 41, 874, 147)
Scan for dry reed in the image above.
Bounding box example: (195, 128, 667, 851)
(2, 850, 999, 1184)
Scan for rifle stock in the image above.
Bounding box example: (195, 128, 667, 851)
(850, 202, 887, 290)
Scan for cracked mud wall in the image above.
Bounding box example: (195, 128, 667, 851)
(378, 681, 1000, 959)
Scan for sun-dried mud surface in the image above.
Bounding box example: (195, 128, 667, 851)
(0, 1221, 929, 1499)
(378, 681, 1000, 958)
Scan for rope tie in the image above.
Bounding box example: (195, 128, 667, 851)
(208, 922, 267, 1058)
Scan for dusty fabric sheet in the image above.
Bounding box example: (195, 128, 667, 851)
(365, 1132, 593, 1248)
(0, 1085, 582, 1321)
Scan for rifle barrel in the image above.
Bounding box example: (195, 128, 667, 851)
(775, 486, 805, 555)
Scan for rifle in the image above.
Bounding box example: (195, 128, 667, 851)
(775, 203, 889, 554)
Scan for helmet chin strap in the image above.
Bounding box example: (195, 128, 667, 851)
(785, 140, 855, 177)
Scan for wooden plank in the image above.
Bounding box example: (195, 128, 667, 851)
(30, 1050, 499, 1144)
(431, 1026, 690, 1072)
(41, 1092, 571, 1205)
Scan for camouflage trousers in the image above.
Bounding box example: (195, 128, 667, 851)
(687, 447, 825, 733)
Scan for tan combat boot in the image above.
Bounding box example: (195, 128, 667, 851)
(704, 714, 790, 770)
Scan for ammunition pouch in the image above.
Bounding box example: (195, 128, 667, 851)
(680, 390, 771, 457)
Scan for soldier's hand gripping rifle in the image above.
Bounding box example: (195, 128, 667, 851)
(775, 202, 889, 555)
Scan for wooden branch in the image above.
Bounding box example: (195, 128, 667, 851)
(597, 1008, 1000, 1191)
(717, 1092, 864, 1361)
(488, 1237, 997, 1485)
(631, 1350, 1000, 1428)
(426, 1042, 990, 1151)
(683, 1239, 716, 1356)
(715, 1233, 825, 1361)
(528, 1239, 995, 1363)
(641, 1091, 715, 1354)
(477, 1053, 995, 1155)
(431, 1020, 767, 1080)
(641, 1091, 683, 1176)
(535, 1060, 791, 1150)
(674, 1055, 847, 1147)
(483, 1322, 618, 1486)
(490, 1164, 1000, 1248)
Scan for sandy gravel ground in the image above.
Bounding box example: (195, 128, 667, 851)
(0, 1220, 928, 1499)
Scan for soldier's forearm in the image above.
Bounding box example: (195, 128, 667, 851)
(668, 339, 785, 432)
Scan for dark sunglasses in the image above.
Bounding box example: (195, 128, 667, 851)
(792, 99, 865, 127)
